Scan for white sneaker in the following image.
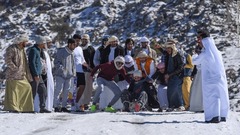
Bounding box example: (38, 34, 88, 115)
(177, 106, 185, 111)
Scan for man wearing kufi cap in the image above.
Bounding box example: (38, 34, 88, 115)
(4, 34, 34, 113)
(28, 35, 50, 113)
(78, 33, 96, 111)
(41, 36, 55, 112)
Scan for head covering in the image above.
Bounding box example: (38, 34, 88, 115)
(81, 34, 90, 40)
(136, 51, 149, 58)
(164, 42, 178, 57)
(45, 36, 52, 42)
(107, 35, 119, 45)
(35, 36, 46, 45)
(114, 56, 125, 70)
(157, 62, 165, 70)
(124, 55, 134, 68)
(140, 37, 150, 43)
(133, 70, 142, 77)
(167, 38, 178, 44)
(13, 34, 29, 44)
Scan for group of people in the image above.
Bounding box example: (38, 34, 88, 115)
(3, 29, 229, 123)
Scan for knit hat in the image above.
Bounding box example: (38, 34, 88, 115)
(35, 36, 46, 45)
(13, 34, 29, 44)
(124, 55, 134, 68)
(136, 51, 149, 58)
(157, 62, 165, 70)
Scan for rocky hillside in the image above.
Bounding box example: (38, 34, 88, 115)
(0, 0, 239, 110)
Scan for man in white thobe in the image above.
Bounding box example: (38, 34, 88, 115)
(192, 30, 229, 123)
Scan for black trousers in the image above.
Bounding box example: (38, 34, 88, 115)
(30, 76, 47, 109)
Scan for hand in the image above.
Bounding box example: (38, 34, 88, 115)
(164, 74, 169, 82)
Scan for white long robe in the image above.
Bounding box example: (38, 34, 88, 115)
(44, 51, 55, 111)
(192, 37, 229, 121)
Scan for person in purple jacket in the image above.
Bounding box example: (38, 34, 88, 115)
(90, 56, 130, 112)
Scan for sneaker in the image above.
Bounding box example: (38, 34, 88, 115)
(61, 107, 71, 113)
(40, 108, 51, 113)
(104, 106, 116, 113)
(177, 106, 185, 111)
(90, 105, 97, 112)
(134, 102, 141, 112)
(84, 104, 89, 110)
(166, 108, 174, 112)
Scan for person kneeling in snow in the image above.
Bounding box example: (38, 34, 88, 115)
(90, 56, 130, 112)
(121, 70, 149, 112)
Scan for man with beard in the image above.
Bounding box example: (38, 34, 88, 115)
(155, 42, 185, 111)
(135, 37, 157, 61)
(28, 36, 50, 113)
(78, 34, 95, 111)
(4, 34, 34, 113)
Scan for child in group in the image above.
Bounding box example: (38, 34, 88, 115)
(151, 62, 169, 111)
(121, 70, 149, 112)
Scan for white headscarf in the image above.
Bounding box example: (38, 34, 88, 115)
(13, 34, 29, 44)
(124, 55, 134, 68)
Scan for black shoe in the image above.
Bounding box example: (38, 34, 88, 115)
(166, 108, 174, 112)
(205, 116, 220, 123)
(40, 108, 51, 113)
(84, 104, 89, 110)
(61, 107, 71, 113)
(54, 107, 62, 112)
(221, 117, 226, 122)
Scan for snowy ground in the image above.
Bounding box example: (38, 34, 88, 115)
(0, 110, 239, 135)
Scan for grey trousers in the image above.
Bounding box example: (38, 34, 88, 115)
(53, 76, 71, 107)
(93, 77, 122, 107)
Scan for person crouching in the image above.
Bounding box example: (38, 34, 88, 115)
(90, 56, 130, 112)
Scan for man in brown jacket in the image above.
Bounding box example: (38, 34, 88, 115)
(4, 34, 34, 113)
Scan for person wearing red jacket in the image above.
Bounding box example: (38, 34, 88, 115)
(90, 56, 130, 112)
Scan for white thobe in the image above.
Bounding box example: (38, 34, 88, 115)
(192, 37, 229, 121)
